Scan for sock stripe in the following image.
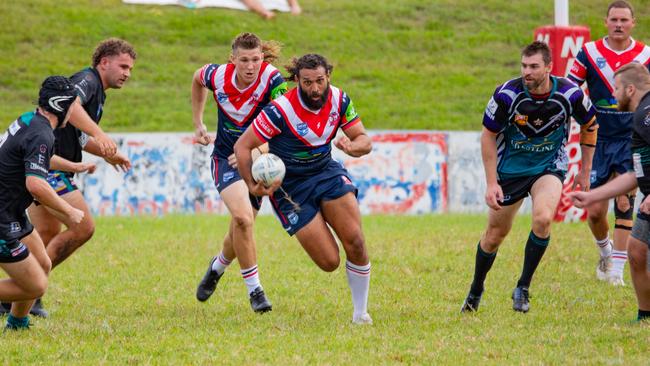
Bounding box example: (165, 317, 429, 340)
(529, 232, 550, 247)
(596, 237, 610, 248)
(241, 265, 258, 278)
(217, 253, 231, 265)
(346, 261, 371, 276)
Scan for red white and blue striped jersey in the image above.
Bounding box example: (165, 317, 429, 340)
(200, 62, 287, 158)
(568, 37, 650, 140)
(252, 86, 361, 177)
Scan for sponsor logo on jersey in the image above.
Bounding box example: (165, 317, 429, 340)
(9, 121, 20, 135)
(29, 162, 48, 174)
(596, 57, 606, 69)
(9, 222, 21, 233)
(532, 118, 544, 127)
(644, 112, 650, 126)
(515, 114, 528, 126)
(297, 122, 309, 136)
(486, 97, 498, 119)
(217, 92, 228, 103)
(287, 212, 299, 225)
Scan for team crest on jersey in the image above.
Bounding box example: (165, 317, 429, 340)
(296, 122, 309, 136)
(596, 57, 606, 69)
(217, 92, 228, 103)
(515, 114, 528, 126)
(327, 111, 339, 127)
(9, 222, 21, 233)
(248, 93, 260, 105)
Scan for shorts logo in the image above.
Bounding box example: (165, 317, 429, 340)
(11, 244, 26, 257)
(297, 122, 309, 136)
(287, 212, 299, 225)
(514, 114, 528, 126)
(341, 175, 352, 185)
(590, 170, 597, 183)
(9, 222, 21, 233)
(596, 57, 606, 69)
(223, 171, 235, 183)
(217, 92, 228, 103)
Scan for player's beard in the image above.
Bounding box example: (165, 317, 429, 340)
(300, 84, 329, 110)
(617, 93, 631, 112)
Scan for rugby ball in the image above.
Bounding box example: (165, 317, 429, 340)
(251, 153, 285, 187)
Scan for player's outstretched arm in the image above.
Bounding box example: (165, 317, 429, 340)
(234, 127, 280, 196)
(68, 102, 117, 157)
(191, 68, 211, 146)
(569, 172, 637, 208)
(50, 155, 96, 174)
(26, 176, 84, 225)
(334, 123, 371, 157)
(481, 127, 503, 210)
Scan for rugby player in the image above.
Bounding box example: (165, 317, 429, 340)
(570, 63, 650, 321)
(11, 39, 136, 317)
(234, 54, 374, 324)
(192, 33, 288, 313)
(461, 41, 598, 313)
(0, 76, 85, 329)
(568, 0, 650, 285)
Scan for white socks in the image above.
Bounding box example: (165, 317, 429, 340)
(611, 250, 628, 277)
(211, 252, 232, 275)
(241, 265, 261, 295)
(596, 237, 612, 258)
(346, 260, 371, 318)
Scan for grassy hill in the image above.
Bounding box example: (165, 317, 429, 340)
(1, 0, 649, 131)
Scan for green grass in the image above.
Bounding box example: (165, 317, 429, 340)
(0, 214, 646, 364)
(1, 0, 649, 132)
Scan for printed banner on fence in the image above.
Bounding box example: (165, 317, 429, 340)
(78, 131, 448, 216)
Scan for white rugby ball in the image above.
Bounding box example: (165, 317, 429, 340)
(251, 153, 285, 187)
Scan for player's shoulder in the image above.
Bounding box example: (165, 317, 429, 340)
(492, 77, 523, 102)
(555, 76, 581, 91)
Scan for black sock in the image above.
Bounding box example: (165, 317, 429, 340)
(638, 309, 650, 321)
(517, 231, 550, 288)
(470, 242, 497, 296)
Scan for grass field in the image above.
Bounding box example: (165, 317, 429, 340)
(1, 0, 649, 132)
(1, 214, 646, 364)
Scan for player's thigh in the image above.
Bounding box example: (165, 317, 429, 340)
(529, 174, 563, 219)
(220, 180, 255, 220)
(0, 253, 47, 295)
(294, 213, 340, 271)
(321, 192, 363, 243)
(19, 231, 51, 273)
(485, 200, 522, 238)
(27, 203, 62, 240)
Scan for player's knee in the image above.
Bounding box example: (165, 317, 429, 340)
(316, 256, 340, 272)
(532, 214, 553, 234)
(627, 242, 647, 272)
(38, 255, 52, 275)
(483, 227, 507, 247)
(614, 195, 634, 222)
(23, 273, 48, 299)
(231, 213, 254, 231)
(72, 220, 95, 243)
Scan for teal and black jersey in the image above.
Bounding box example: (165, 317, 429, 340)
(631, 91, 650, 196)
(483, 76, 597, 181)
(0, 111, 54, 223)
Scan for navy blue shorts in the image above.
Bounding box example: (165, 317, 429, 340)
(211, 156, 262, 210)
(269, 161, 357, 236)
(498, 171, 564, 206)
(0, 212, 32, 263)
(590, 138, 632, 188)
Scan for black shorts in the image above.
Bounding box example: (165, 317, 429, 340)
(0, 212, 32, 263)
(498, 171, 565, 206)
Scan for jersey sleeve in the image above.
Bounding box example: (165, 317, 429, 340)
(269, 70, 288, 100)
(252, 103, 283, 142)
(72, 71, 99, 105)
(199, 64, 220, 91)
(23, 129, 53, 179)
(570, 87, 597, 125)
(482, 86, 509, 133)
(568, 48, 588, 85)
(340, 92, 361, 131)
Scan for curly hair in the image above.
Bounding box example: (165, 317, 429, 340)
(92, 38, 137, 68)
(284, 54, 333, 81)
